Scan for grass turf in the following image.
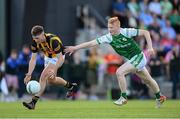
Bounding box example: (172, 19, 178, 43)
(0, 100, 179, 118)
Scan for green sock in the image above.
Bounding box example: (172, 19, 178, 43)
(121, 92, 127, 99)
(155, 91, 161, 99)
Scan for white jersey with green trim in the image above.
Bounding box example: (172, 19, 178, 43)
(96, 28, 142, 60)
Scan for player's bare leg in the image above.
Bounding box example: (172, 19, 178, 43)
(135, 68, 166, 108)
(23, 63, 77, 110)
(114, 62, 136, 106)
(48, 76, 77, 98)
(38, 64, 77, 97)
(22, 64, 51, 110)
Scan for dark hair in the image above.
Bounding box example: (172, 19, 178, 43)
(31, 25, 44, 37)
(11, 49, 17, 54)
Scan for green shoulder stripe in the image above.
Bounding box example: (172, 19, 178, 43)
(96, 38, 100, 44)
(137, 29, 139, 36)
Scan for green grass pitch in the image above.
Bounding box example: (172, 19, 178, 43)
(0, 100, 179, 118)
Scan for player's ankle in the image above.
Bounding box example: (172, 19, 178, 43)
(32, 96, 40, 104)
(155, 91, 161, 99)
(121, 92, 127, 99)
(64, 81, 72, 89)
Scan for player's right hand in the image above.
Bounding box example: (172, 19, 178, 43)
(24, 75, 31, 85)
(147, 48, 155, 57)
(64, 46, 76, 56)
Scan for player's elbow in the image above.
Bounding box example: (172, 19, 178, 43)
(89, 43, 95, 47)
(61, 56, 65, 63)
(30, 57, 36, 63)
(89, 40, 98, 47)
(140, 30, 150, 36)
(31, 54, 37, 61)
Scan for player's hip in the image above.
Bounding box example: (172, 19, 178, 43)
(127, 52, 147, 71)
(44, 55, 65, 67)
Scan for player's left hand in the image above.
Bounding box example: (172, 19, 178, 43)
(147, 48, 155, 57)
(24, 75, 31, 85)
(64, 46, 76, 56)
(47, 68, 57, 80)
(48, 71, 56, 80)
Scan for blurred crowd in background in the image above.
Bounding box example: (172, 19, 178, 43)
(0, 0, 180, 102)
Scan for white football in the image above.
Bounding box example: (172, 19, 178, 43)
(26, 80, 41, 94)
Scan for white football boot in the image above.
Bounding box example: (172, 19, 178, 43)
(114, 96, 127, 106)
(156, 95, 166, 108)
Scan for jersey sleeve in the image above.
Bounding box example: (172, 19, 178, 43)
(96, 33, 112, 44)
(31, 40, 38, 53)
(120, 28, 139, 38)
(51, 38, 63, 54)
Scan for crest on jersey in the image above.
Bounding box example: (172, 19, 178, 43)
(122, 38, 127, 41)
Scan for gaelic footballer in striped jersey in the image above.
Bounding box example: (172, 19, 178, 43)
(23, 25, 77, 110)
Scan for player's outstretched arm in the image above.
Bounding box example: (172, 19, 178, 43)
(24, 53, 37, 84)
(65, 39, 98, 55)
(56, 52, 64, 68)
(139, 29, 155, 56)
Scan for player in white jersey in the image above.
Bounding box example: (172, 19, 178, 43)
(65, 17, 166, 108)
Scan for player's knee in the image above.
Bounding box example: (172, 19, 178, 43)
(142, 78, 151, 84)
(46, 71, 56, 82)
(48, 78, 56, 84)
(47, 77, 56, 85)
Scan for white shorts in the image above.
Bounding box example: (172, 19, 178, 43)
(44, 55, 65, 67)
(128, 52, 147, 71)
(44, 56, 58, 67)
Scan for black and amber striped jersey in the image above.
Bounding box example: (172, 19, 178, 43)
(31, 33, 64, 58)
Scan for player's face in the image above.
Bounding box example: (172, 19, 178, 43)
(108, 23, 120, 35)
(33, 33, 46, 43)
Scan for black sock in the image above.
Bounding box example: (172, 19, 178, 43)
(32, 96, 39, 105)
(64, 82, 73, 89)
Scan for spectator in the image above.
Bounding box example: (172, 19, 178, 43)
(160, 34, 175, 54)
(5, 49, 19, 101)
(169, 9, 180, 33)
(127, 11, 137, 27)
(139, 0, 149, 12)
(112, 0, 128, 27)
(157, 15, 166, 29)
(160, 0, 173, 16)
(161, 20, 176, 40)
(148, 14, 161, 33)
(17, 44, 31, 98)
(149, 50, 164, 89)
(168, 46, 180, 99)
(0, 53, 8, 102)
(171, 0, 180, 11)
(139, 10, 153, 26)
(151, 33, 162, 52)
(86, 48, 98, 100)
(148, 0, 161, 15)
(127, 0, 139, 18)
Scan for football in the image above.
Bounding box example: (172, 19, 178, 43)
(26, 80, 41, 94)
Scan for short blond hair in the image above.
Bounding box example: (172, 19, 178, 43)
(108, 17, 120, 26)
